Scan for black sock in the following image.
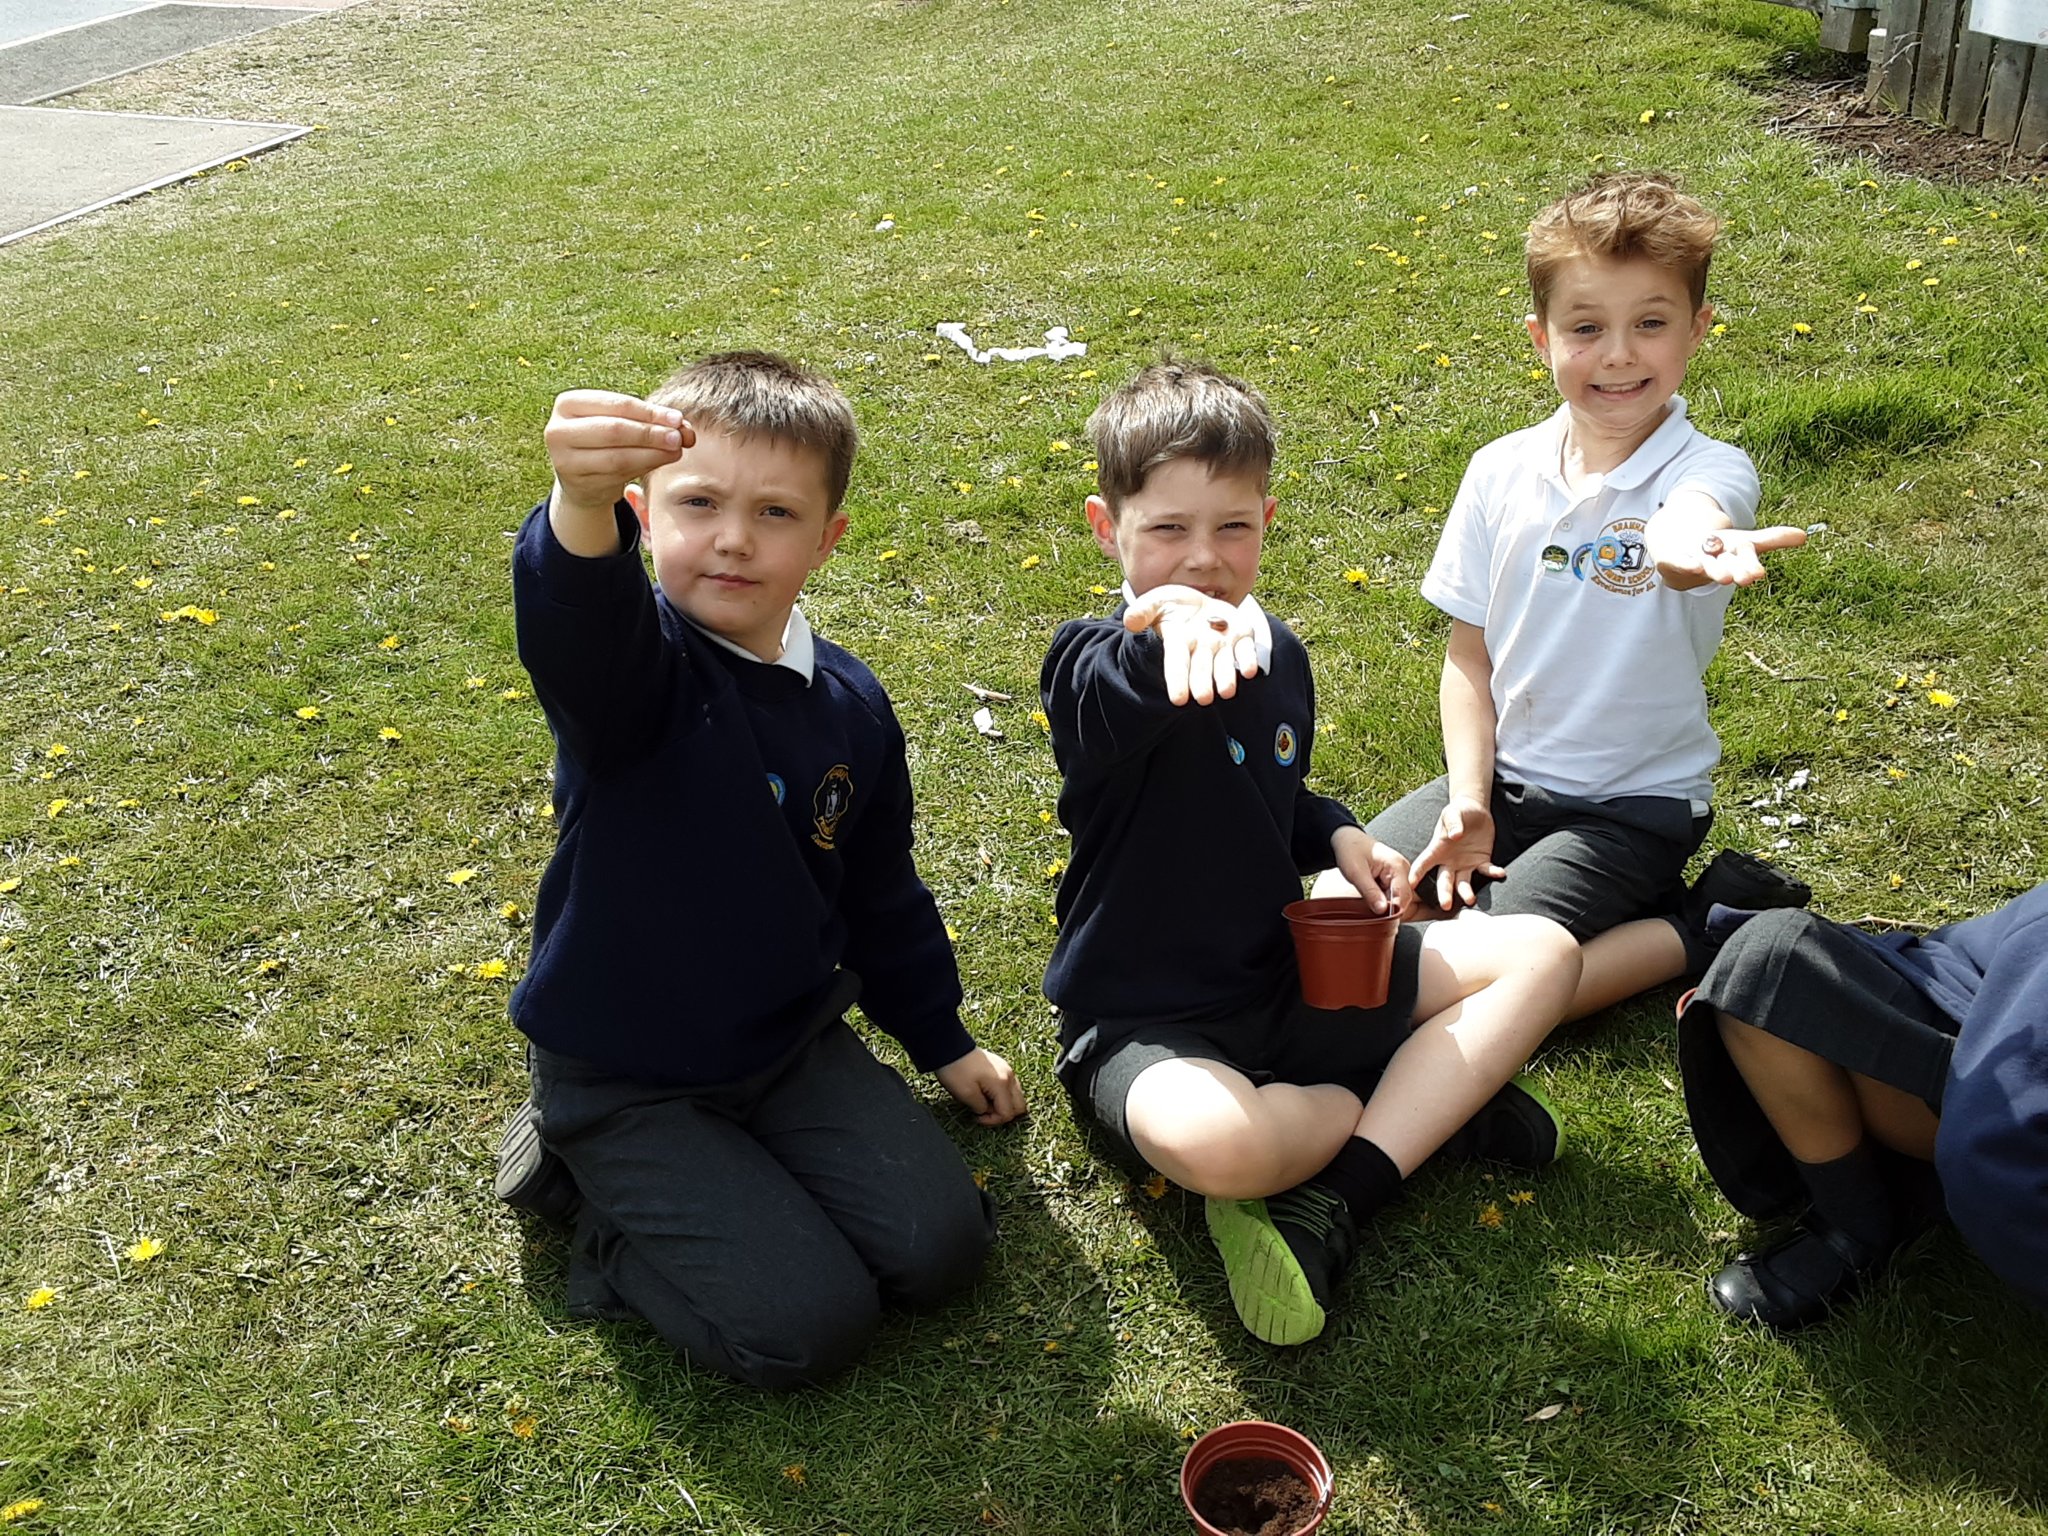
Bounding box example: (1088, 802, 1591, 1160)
(1795, 1141, 1895, 1252)
(1304, 1137, 1402, 1222)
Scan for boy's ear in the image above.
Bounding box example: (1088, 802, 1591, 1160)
(1085, 494, 1121, 558)
(1688, 303, 1714, 353)
(624, 482, 650, 532)
(1262, 496, 1278, 527)
(1525, 312, 1551, 360)
(810, 510, 850, 569)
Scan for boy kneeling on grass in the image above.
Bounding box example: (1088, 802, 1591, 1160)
(1041, 359, 1583, 1347)
(1682, 883, 2048, 1327)
(494, 351, 1024, 1389)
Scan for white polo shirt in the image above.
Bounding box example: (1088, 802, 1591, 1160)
(1419, 397, 1760, 809)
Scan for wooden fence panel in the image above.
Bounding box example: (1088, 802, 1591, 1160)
(1947, 21, 1997, 131)
(1913, 0, 1962, 122)
(1880, 0, 1928, 110)
(2022, 49, 2048, 152)
(1984, 36, 2035, 144)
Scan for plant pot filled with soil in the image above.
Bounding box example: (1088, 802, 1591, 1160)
(1181, 1420, 1333, 1536)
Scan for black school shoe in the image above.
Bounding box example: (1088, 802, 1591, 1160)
(494, 1097, 582, 1228)
(1429, 1076, 1565, 1169)
(1708, 1219, 1891, 1331)
(1682, 849, 1812, 931)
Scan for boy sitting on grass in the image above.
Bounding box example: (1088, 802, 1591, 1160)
(1042, 359, 1583, 1347)
(1320, 172, 1812, 1017)
(495, 352, 1024, 1390)
(1681, 882, 2048, 1326)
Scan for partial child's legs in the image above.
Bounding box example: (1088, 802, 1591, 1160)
(537, 1024, 991, 1389)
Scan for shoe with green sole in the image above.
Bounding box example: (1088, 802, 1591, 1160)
(1204, 1183, 1358, 1346)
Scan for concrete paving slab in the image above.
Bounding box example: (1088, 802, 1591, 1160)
(0, 1, 153, 51)
(0, 3, 310, 105)
(0, 103, 308, 245)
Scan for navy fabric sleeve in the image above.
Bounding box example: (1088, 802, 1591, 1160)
(1041, 616, 1189, 780)
(1936, 902, 2048, 1314)
(833, 676, 975, 1073)
(511, 499, 679, 773)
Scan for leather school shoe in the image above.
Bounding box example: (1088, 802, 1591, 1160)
(1205, 1183, 1360, 1347)
(1429, 1076, 1565, 1169)
(1683, 849, 1812, 930)
(1708, 1220, 1890, 1331)
(494, 1098, 582, 1228)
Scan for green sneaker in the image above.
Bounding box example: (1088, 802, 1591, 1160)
(1432, 1076, 1565, 1169)
(1204, 1183, 1358, 1346)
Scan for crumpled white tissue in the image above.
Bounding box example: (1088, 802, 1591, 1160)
(934, 322, 1087, 365)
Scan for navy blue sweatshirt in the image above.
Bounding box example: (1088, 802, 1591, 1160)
(509, 501, 973, 1085)
(1857, 883, 2048, 1314)
(1040, 606, 1357, 1026)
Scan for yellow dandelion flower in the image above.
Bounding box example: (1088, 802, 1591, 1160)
(378, 635, 401, 650)
(500, 902, 523, 921)
(1478, 1203, 1504, 1229)
(1510, 1189, 1535, 1205)
(0, 879, 19, 895)
(441, 1414, 474, 1434)
(379, 727, 403, 742)
(333, 462, 353, 475)
(1142, 1172, 1169, 1199)
(1928, 689, 1957, 708)
(44, 744, 66, 758)
(1638, 109, 1655, 124)
(1887, 766, 1910, 780)
(1889, 872, 1905, 889)
(1, 1499, 46, 1522)
(972, 1168, 989, 1189)
(1043, 1339, 1061, 1353)
(126, 1236, 165, 1263)
(1923, 277, 1941, 287)
(1792, 322, 1812, 335)
(1020, 554, 1041, 570)
(1906, 259, 1923, 270)
(783, 1465, 807, 1486)
(45, 799, 68, 818)
(465, 676, 487, 689)
(508, 1414, 538, 1438)
(499, 688, 526, 702)
(878, 549, 900, 561)
(1045, 858, 1067, 879)
(255, 958, 284, 974)
(1342, 568, 1368, 586)
(295, 706, 321, 721)
(237, 495, 261, 506)
(1031, 708, 1050, 732)
(1049, 440, 1071, 452)
(1710, 323, 1727, 336)
(23, 1287, 57, 1311)
(473, 959, 509, 980)
(445, 868, 478, 886)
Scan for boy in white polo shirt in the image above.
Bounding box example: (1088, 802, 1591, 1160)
(1327, 172, 1812, 1018)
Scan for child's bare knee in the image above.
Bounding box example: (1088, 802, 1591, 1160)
(1133, 1118, 1283, 1199)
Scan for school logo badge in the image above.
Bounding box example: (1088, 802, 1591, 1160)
(766, 772, 786, 805)
(1572, 515, 1655, 596)
(811, 764, 853, 849)
(1227, 736, 1246, 765)
(1274, 723, 1299, 767)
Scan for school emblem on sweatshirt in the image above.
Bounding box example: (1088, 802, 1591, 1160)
(1274, 723, 1299, 767)
(811, 764, 854, 849)
(1574, 515, 1655, 596)
(766, 773, 786, 805)
(1227, 736, 1246, 765)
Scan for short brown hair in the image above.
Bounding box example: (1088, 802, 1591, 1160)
(1525, 172, 1723, 319)
(1086, 358, 1276, 510)
(649, 350, 858, 511)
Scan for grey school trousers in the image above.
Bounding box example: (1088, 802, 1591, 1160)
(529, 986, 994, 1390)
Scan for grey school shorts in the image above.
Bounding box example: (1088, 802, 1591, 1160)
(1055, 924, 1426, 1176)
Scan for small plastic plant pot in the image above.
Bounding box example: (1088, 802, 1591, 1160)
(1180, 1420, 1334, 1536)
(1674, 985, 1699, 1022)
(1284, 897, 1399, 1010)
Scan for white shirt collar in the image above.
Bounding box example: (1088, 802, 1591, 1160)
(683, 605, 816, 683)
(1544, 394, 1695, 494)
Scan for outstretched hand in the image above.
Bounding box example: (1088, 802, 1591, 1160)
(544, 390, 695, 521)
(1409, 793, 1506, 911)
(1666, 525, 1808, 587)
(1124, 584, 1265, 706)
(1330, 825, 1413, 917)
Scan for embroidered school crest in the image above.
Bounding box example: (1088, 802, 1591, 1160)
(766, 773, 786, 805)
(1273, 723, 1299, 767)
(1572, 515, 1655, 596)
(1227, 736, 1246, 765)
(811, 764, 853, 849)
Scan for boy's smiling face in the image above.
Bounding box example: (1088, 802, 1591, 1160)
(1087, 459, 1276, 609)
(628, 428, 846, 661)
(1528, 253, 1711, 455)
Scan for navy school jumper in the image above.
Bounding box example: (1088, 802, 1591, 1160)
(1040, 605, 1357, 1030)
(509, 501, 973, 1086)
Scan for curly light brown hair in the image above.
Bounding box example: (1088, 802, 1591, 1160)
(1525, 172, 1723, 320)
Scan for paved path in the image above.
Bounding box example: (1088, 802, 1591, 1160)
(0, 0, 358, 245)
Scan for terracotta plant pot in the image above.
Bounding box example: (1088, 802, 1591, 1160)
(1180, 1420, 1334, 1536)
(1284, 897, 1398, 1010)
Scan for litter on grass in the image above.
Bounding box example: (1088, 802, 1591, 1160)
(935, 322, 1087, 365)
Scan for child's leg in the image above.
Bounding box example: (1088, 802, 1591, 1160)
(1566, 919, 1688, 1021)
(1123, 1057, 1364, 1199)
(1353, 914, 1582, 1172)
(536, 1050, 885, 1391)
(749, 1020, 995, 1310)
(1718, 1014, 1940, 1162)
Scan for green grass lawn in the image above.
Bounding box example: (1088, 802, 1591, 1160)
(4, 0, 2047, 1530)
